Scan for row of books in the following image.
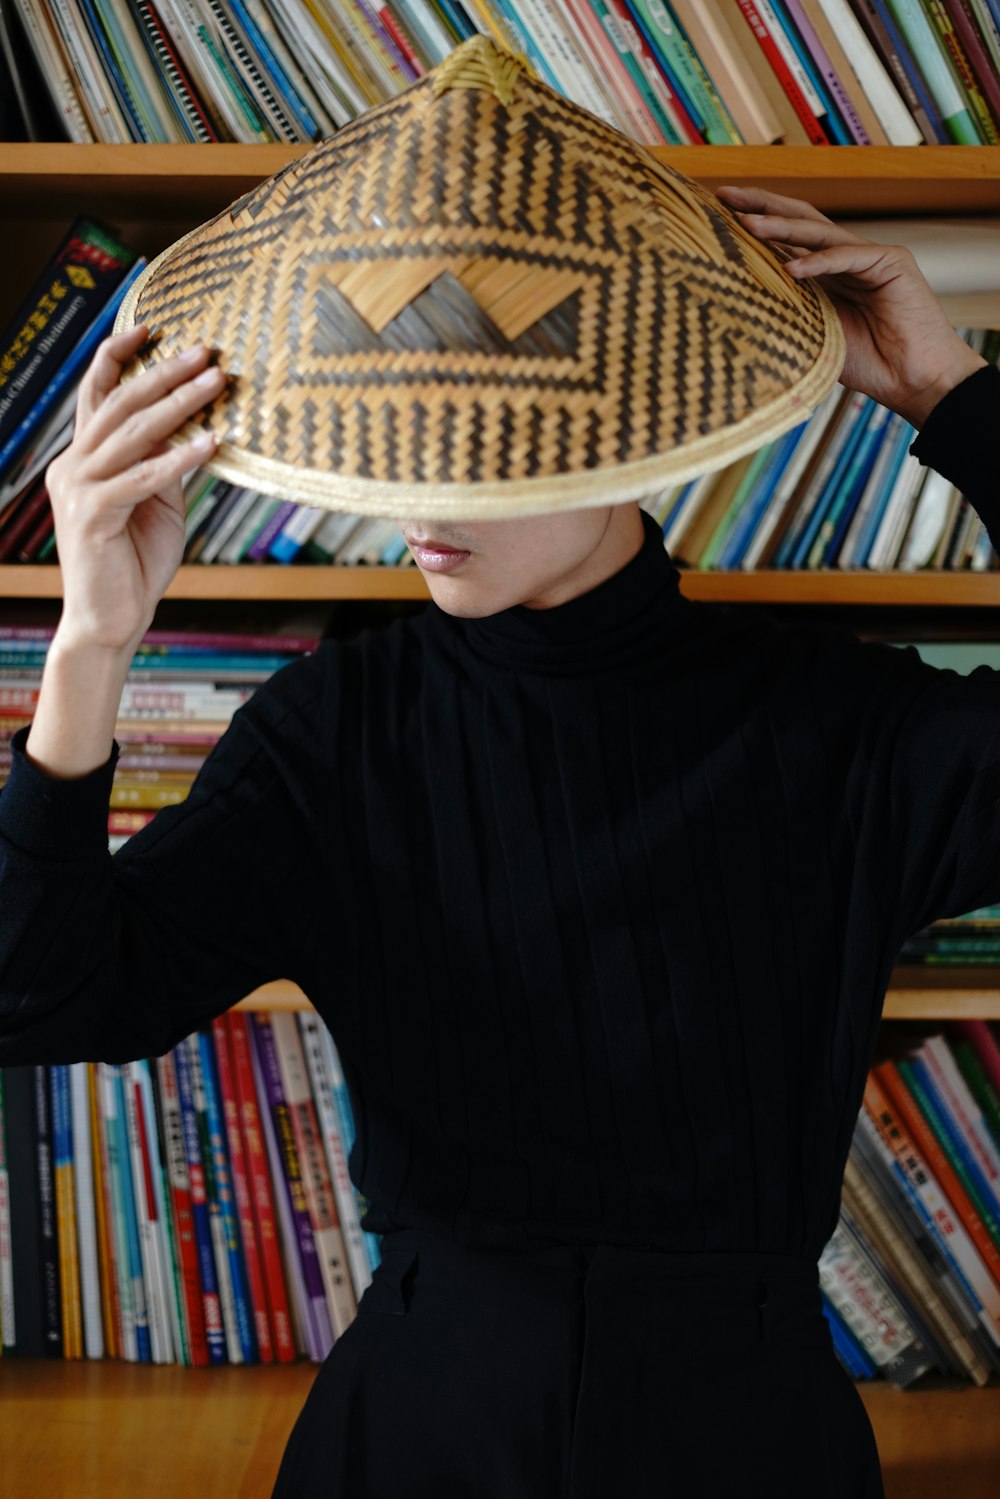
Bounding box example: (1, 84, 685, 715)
(3, 215, 997, 574)
(651, 327, 1000, 573)
(5, 0, 1000, 148)
(0, 1008, 384, 1363)
(0, 625, 322, 845)
(899, 904, 1000, 964)
(824, 1021, 1000, 1387)
(3, 1008, 1000, 1383)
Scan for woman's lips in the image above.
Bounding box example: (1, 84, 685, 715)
(410, 542, 472, 573)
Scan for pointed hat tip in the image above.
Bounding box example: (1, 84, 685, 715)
(429, 34, 534, 106)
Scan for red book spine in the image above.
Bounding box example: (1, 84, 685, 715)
(156, 1052, 209, 1366)
(732, 0, 830, 143)
(0, 480, 50, 562)
(212, 1017, 273, 1363)
(875, 1060, 1000, 1291)
(376, 3, 425, 74)
(227, 1013, 296, 1363)
(16, 504, 55, 562)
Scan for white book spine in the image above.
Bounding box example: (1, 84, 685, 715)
(242, 0, 339, 134)
(69, 1064, 104, 1360)
(12, 0, 94, 139)
(271, 1012, 356, 1339)
(837, 415, 910, 569)
(297, 1012, 373, 1302)
(136, 1059, 186, 1365)
(514, 0, 622, 127)
(921, 1038, 1000, 1193)
(867, 450, 923, 570)
(218, 494, 279, 565)
(156, 0, 252, 140)
(266, 0, 364, 119)
(198, 488, 261, 564)
(897, 468, 957, 570)
(101, 0, 185, 140)
(47, 0, 130, 139)
(815, 0, 922, 144)
(755, 0, 826, 116)
(818, 1221, 923, 1371)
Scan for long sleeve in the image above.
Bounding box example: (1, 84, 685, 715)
(0, 644, 335, 1066)
(824, 361, 1000, 941)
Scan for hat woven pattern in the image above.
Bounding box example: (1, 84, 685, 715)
(116, 38, 844, 518)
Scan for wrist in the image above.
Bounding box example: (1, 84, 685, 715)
(895, 347, 990, 430)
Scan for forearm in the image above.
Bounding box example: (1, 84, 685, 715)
(24, 629, 136, 779)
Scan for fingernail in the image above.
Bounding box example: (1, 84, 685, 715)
(179, 345, 206, 362)
(718, 185, 746, 196)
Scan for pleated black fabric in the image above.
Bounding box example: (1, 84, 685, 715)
(1, 364, 998, 1495)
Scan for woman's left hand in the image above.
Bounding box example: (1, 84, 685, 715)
(714, 184, 987, 430)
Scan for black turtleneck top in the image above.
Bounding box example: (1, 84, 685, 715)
(1, 364, 999, 1260)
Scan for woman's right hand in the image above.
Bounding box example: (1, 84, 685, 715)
(45, 323, 229, 655)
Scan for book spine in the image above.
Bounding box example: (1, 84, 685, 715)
(320, 1028, 382, 1273)
(227, 1012, 296, 1362)
(88, 1063, 122, 1357)
(98, 1064, 139, 1359)
(784, 0, 872, 138)
(903, 1057, 1000, 1248)
(212, 1016, 273, 1361)
(272, 1011, 356, 1337)
(124, 1061, 172, 1361)
(156, 1051, 208, 1365)
(172, 1038, 226, 1363)
(34, 1065, 63, 1356)
(732, 0, 831, 140)
(934, 0, 1000, 136)
(251, 1012, 333, 1359)
(187, 1033, 245, 1363)
(50, 1064, 82, 1358)
(0, 1072, 15, 1351)
(143, 1055, 189, 1365)
(884, 0, 981, 139)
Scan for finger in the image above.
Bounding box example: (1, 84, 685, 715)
(93, 429, 218, 513)
(76, 324, 154, 430)
(85, 359, 228, 479)
(715, 184, 835, 224)
(782, 239, 896, 281)
(731, 211, 865, 252)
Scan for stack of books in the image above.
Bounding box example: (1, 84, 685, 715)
(824, 1021, 1000, 1388)
(0, 625, 325, 844)
(0, 218, 416, 569)
(5, 0, 1000, 147)
(649, 327, 1000, 573)
(0, 1008, 383, 1363)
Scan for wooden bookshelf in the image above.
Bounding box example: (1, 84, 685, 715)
(4, 140, 1000, 1487)
(0, 563, 998, 605)
(0, 1359, 996, 1499)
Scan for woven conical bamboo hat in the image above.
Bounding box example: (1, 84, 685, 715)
(114, 35, 844, 521)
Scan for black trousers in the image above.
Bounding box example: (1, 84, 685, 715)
(270, 1227, 885, 1498)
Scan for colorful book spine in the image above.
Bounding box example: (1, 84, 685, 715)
(733, 0, 832, 140)
(49, 1064, 82, 1359)
(156, 1049, 208, 1365)
(172, 1037, 227, 1363)
(884, 0, 982, 139)
(251, 1012, 334, 1360)
(227, 1012, 296, 1362)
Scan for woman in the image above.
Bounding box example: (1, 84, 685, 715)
(1, 190, 996, 1497)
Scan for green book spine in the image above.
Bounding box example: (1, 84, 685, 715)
(629, 0, 743, 142)
(899, 1058, 1000, 1253)
(701, 443, 775, 570)
(885, 0, 984, 141)
(953, 1039, 1000, 1157)
(586, 0, 683, 141)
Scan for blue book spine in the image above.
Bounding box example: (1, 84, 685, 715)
(197, 1030, 256, 1362)
(790, 399, 876, 569)
(619, 1, 706, 134)
(821, 413, 893, 563)
(112, 1066, 152, 1362)
(717, 424, 808, 570)
(430, 0, 476, 42)
(74, 0, 147, 139)
(0, 257, 148, 481)
(821, 1290, 878, 1376)
(852, 418, 914, 566)
(380, 531, 409, 565)
(225, 0, 322, 140)
(868, 0, 949, 142)
(173, 1039, 227, 1364)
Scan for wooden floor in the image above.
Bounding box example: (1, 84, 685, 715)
(0, 1361, 998, 1497)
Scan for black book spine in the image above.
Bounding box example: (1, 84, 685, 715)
(2, 1065, 45, 1355)
(34, 1064, 63, 1356)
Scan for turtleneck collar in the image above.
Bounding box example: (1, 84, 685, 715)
(429, 506, 692, 677)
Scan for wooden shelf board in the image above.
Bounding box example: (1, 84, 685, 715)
(1, 145, 999, 216)
(3, 563, 1000, 605)
(0, 1357, 997, 1499)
